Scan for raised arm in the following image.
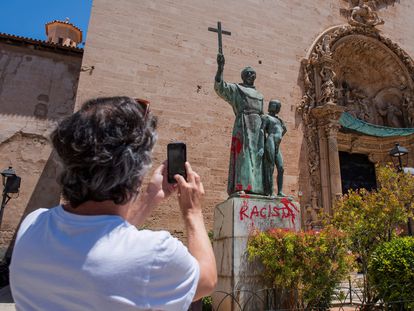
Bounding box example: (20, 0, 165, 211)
(214, 54, 239, 108)
(215, 53, 225, 83)
(175, 162, 217, 301)
(126, 162, 176, 226)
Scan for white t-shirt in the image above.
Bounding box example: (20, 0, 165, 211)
(10, 205, 199, 311)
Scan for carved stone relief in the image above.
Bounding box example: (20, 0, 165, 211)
(342, 0, 400, 9)
(340, 0, 400, 27)
(338, 84, 414, 128)
(340, 1, 384, 27)
(332, 34, 414, 128)
(405, 92, 414, 127)
(300, 26, 414, 127)
(372, 0, 400, 7)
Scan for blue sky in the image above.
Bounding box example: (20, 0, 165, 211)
(0, 0, 93, 47)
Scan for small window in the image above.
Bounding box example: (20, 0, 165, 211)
(58, 37, 64, 44)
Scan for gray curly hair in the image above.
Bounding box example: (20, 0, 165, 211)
(51, 96, 157, 208)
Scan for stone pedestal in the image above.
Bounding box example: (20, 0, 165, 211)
(212, 196, 301, 311)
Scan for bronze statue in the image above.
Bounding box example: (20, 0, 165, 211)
(260, 100, 287, 196)
(214, 53, 264, 195)
(210, 22, 288, 197)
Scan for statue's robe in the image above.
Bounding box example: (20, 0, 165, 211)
(214, 79, 264, 195)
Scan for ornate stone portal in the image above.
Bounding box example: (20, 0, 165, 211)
(298, 3, 414, 228)
(333, 35, 414, 128)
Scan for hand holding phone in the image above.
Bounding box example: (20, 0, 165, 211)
(167, 142, 187, 183)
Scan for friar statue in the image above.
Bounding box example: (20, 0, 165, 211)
(214, 53, 264, 195)
(260, 100, 287, 196)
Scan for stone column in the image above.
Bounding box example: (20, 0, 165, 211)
(326, 121, 342, 211)
(317, 120, 331, 214)
(311, 104, 344, 214)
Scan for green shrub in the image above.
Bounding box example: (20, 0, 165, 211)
(330, 165, 414, 303)
(369, 237, 414, 309)
(201, 296, 212, 311)
(247, 227, 353, 309)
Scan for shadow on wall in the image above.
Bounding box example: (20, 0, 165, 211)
(296, 60, 311, 230)
(24, 151, 62, 214)
(5, 151, 62, 260)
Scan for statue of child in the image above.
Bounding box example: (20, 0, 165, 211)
(260, 100, 287, 196)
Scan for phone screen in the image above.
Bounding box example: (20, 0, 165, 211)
(167, 142, 187, 183)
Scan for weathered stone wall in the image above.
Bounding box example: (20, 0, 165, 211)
(0, 43, 82, 256)
(75, 0, 414, 235)
(0, 45, 81, 119)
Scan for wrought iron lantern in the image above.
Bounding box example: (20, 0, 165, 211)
(389, 144, 412, 236)
(0, 167, 21, 228)
(389, 143, 409, 172)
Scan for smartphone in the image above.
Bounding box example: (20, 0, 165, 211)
(167, 142, 187, 183)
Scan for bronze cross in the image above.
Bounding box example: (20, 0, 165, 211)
(208, 21, 231, 54)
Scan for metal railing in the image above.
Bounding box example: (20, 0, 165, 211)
(191, 279, 414, 311)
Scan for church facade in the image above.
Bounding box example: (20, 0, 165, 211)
(75, 0, 414, 232)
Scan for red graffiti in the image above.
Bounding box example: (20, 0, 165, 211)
(251, 206, 259, 218)
(240, 194, 251, 199)
(239, 201, 249, 220)
(239, 199, 299, 226)
(231, 136, 242, 155)
(280, 198, 299, 225)
(235, 184, 252, 194)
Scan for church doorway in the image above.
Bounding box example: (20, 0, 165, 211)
(339, 151, 377, 194)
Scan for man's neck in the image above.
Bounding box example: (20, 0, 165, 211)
(63, 200, 130, 219)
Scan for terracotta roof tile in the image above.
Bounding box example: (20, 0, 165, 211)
(0, 32, 83, 54)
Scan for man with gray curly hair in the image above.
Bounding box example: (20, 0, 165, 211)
(9, 97, 217, 311)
